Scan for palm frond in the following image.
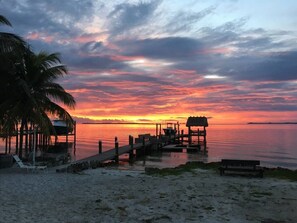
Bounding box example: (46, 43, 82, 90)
(0, 32, 26, 54)
(41, 82, 76, 108)
(0, 15, 12, 26)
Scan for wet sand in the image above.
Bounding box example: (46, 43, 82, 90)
(0, 167, 296, 223)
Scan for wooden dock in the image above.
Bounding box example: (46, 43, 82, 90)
(56, 121, 209, 173)
(56, 134, 206, 173)
(56, 134, 159, 172)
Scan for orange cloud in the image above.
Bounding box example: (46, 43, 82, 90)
(26, 32, 54, 43)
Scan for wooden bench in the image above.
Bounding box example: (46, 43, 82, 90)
(219, 159, 264, 177)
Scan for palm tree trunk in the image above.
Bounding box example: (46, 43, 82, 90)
(15, 126, 19, 155)
(25, 122, 28, 157)
(18, 119, 26, 159)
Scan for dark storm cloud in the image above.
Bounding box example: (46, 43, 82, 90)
(254, 82, 289, 89)
(106, 0, 160, 36)
(119, 37, 204, 59)
(221, 51, 297, 81)
(68, 55, 128, 70)
(228, 98, 297, 112)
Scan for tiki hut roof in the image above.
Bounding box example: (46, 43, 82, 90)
(186, 116, 208, 127)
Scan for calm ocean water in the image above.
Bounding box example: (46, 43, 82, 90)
(1, 123, 297, 169)
(73, 123, 297, 169)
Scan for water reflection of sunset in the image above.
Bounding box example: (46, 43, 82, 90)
(73, 124, 297, 169)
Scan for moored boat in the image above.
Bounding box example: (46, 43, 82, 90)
(163, 123, 177, 135)
(52, 120, 72, 135)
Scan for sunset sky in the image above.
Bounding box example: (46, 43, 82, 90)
(1, 0, 297, 124)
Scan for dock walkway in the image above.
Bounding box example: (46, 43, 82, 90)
(56, 132, 206, 173)
(56, 135, 156, 172)
(78, 142, 144, 163)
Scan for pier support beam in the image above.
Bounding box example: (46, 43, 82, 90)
(129, 135, 134, 162)
(142, 136, 146, 155)
(188, 126, 192, 145)
(181, 130, 184, 145)
(98, 140, 102, 154)
(115, 137, 119, 163)
(156, 123, 162, 137)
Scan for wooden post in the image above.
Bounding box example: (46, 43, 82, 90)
(25, 127, 28, 156)
(34, 131, 37, 152)
(5, 137, 8, 154)
(129, 135, 134, 162)
(156, 124, 162, 137)
(74, 121, 77, 152)
(15, 128, 19, 155)
(28, 126, 32, 152)
(198, 128, 200, 145)
(159, 124, 162, 136)
(98, 140, 102, 154)
(115, 137, 119, 163)
(188, 126, 191, 145)
(203, 126, 207, 149)
(142, 136, 146, 155)
(177, 123, 180, 144)
(8, 136, 11, 154)
(42, 134, 45, 150)
(181, 130, 184, 144)
(157, 134, 161, 150)
(32, 128, 36, 166)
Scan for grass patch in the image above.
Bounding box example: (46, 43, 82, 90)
(145, 162, 297, 181)
(145, 161, 219, 176)
(250, 191, 273, 198)
(264, 167, 297, 181)
(202, 205, 215, 211)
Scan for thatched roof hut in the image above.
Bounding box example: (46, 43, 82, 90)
(186, 116, 208, 127)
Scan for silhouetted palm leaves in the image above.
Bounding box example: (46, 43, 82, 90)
(0, 15, 76, 157)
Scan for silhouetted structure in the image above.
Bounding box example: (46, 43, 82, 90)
(186, 116, 208, 146)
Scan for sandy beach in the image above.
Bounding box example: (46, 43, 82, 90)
(0, 166, 297, 223)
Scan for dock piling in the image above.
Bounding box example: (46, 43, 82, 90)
(129, 135, 134, 162)
(98, 140, 102, 154)
(115, 137, 119, 163)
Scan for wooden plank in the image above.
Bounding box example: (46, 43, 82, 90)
(56, 134, 172, 172)
(77, 143, 143, 163)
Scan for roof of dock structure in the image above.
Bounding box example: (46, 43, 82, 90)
(186, 116, 208, 127)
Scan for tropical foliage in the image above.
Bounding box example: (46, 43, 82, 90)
(0, 15, 76, 157)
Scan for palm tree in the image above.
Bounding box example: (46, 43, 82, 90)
(0, 15, 76, 157)
(0, 15, 26, 53)
(22, 49, 76, 132)
(12, 49, 76, 157)
(0, 15, 26, 137)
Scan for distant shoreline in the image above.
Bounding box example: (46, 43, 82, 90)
(248, 122, 297, 125)
(82, 122, 157, 125)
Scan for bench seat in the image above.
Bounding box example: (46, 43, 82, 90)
(219, 159, 264, 177)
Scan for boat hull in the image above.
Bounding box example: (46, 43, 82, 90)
(53, 126, 69, 135)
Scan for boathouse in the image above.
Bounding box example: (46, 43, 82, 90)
(186, 116, 208, 146)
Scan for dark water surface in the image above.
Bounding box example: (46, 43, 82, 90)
(1, 123, 297, 169)
(73, 123, 297, 169)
